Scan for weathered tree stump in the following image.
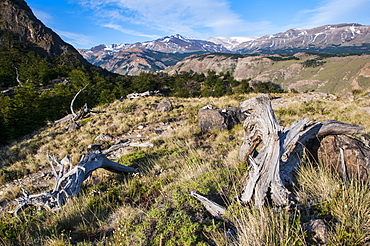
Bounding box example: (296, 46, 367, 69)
(11, 153, 136, 216)
(239, 94, 364, 207)
(192, 94, 366, 215)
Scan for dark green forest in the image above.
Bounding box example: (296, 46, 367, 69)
(0, 31, 284, 145)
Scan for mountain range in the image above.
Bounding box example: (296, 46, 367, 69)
(79, 24, 370, 75)
(1, 0, 370, 95)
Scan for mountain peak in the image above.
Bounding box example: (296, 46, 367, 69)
(0, 0, 87, 63)
(235, 23, 370, 54)
(169, 34, 186, 39)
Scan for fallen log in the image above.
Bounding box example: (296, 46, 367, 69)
(10, 153, 136, 216)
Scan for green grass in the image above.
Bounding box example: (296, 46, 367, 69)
(0, 93, 369, 245)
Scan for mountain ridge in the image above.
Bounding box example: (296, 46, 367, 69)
(0, 0, 88, 65)
(235, 23, 370, 54)
(79, 23, 370, 76)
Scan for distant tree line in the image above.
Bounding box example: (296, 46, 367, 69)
(0, 31, 284, 145)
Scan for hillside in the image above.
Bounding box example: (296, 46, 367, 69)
(166, 53, 370, 94)
(0, 92, 370, 245)
(0, 0, 132, 145)
(79, 47, 194, 75)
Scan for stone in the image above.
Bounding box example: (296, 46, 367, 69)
(317, 135, 370, 181)
(157, 98, 173, 112)
(94, 133, 114, 142)
(198, 107, 247, 132)
(304, 219, 328, 244)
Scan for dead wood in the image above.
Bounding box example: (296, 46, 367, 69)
(10, 153, 136, 216)
(126, 90, 162, 99)
(54, 85, 101, 125)
(239, 94, 364, 207)
(190, 191, 226, 219)
(192, 94, 366, 217)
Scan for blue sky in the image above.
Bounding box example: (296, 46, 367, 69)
(26, 0, 370, 49)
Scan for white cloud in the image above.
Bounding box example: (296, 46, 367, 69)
(74, 0, 267, 39)
(32, 8, 53, 25)
(57, 30, 94, 47)
(102, 23, 160, 39)
(296, 0, 370, 28)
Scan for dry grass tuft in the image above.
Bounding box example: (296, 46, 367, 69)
(1, 92, 370, 245)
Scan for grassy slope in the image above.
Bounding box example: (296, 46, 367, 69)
(167, 54, 370, 94)
(0, 92, 370, 245)
(265, 55, 370, 93)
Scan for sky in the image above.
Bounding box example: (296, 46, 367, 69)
(26, 0, 370, 49)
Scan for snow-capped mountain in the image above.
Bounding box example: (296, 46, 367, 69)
(207, 36, 256, 50)
(79, 34, 231, 75)
(79, 24, 370, 75)
(82, 34, 230, 55)
(235, 23, 370, 54)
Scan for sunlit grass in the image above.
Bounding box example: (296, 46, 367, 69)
(0, 92, 370, 245)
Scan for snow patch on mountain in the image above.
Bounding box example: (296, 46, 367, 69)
(208, 36, 256, 50)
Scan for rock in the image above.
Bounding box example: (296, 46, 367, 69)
(65, 122, 80, 131)
(304, 219, 328, 244)
(157, 99, 173, 112)
(94, 133, 114, 142)
(198, 107, 246, 132)
(317, 135, 370, 181)
(340, 94, 355, 101)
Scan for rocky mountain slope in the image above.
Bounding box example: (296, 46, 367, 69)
(165, 52, 370, 94)
(81, 34, 229, 55)
(235, 23, 370, 54)
(0, 0, 87, 64)
(79, 34, 230, 75)
(80, 24, 370, 76)
(79, 46, 194, 75)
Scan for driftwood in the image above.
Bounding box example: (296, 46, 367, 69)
(10, 153, 136, 216)
(192, 94, 365, 216)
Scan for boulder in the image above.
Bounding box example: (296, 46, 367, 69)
(317, 135, 370, 180)
(303, 219, 328, 245)
(198, 107, 246, 132)
(157, 98, 173, 112)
